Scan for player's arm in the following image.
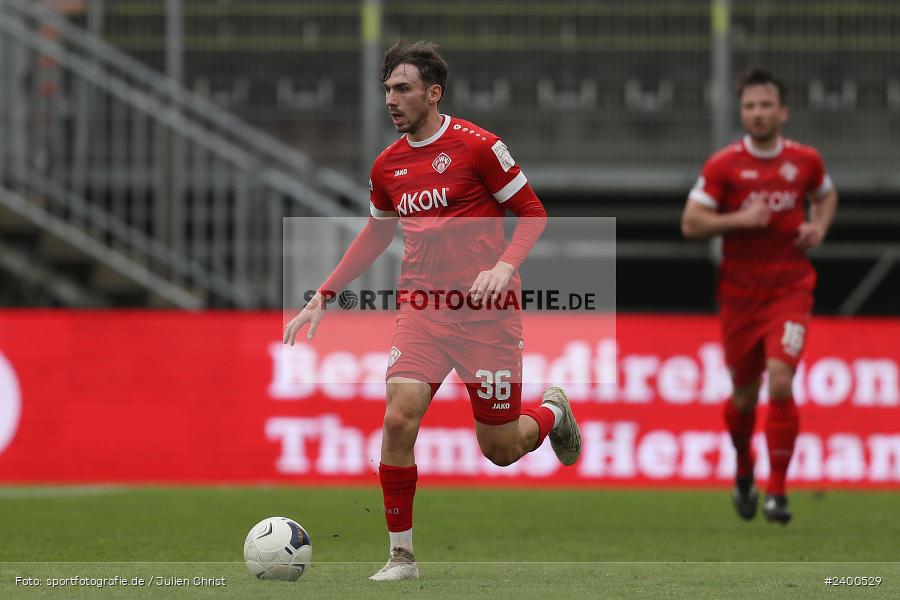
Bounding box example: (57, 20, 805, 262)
(681, 158, 769, 239)
(468, 135, 547, 304)
(284, 215, 397, 344)
(284, 167, 399, 344)
(681, 199, 770, 239)
(470, 184, 547, 304)
(796, 169, 838, 250)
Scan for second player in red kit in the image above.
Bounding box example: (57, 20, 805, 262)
(682, 68, 838, 524)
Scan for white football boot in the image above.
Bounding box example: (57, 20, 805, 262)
(542, 386, 582, 466)
(369, 546, 419, 581)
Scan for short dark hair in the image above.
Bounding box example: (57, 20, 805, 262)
(737, 67, 787, 104)
(380, 39, 448, 98)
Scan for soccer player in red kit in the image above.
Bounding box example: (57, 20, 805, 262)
(284, 40, 582, 579)
(682, 68, 838, 524)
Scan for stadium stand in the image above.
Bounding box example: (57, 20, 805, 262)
(1, 0, 898, 312)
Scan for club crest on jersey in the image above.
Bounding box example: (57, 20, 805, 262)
(779, 161, 798, 182)
(432, 153, 452, 174)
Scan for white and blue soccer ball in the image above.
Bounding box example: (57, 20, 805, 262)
(243, 516, 312, 581)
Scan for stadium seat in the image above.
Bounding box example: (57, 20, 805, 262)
(452, 77, 511, 110)
(808, 78, 858, 110)
(624, 79, 674, 112)
(536, 79, 598, 110)
(192, 77, 250, 108)
(887, 79, 900, 109)
(276, 78, 336, 110)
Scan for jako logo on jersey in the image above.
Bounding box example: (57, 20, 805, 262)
(780, 161, 798, 182)
(742, 190, 798, 212)
(432, 153, 452, 174)
(398, 187, 449, 215)
(394, 168, 408, 177)
(740, 170, 758, 179)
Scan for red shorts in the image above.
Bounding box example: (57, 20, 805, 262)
(385, 310, 523, 426)
(720, 292, 813, 387)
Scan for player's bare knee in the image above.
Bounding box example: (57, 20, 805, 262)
(768, 376, 793, 401)
(382, 409, 418, 441)
(767, 363, 795, 401)
(731, 389, 759, 412)
(383, 384, 428, 436)
(732, 397, 756, 413)
(382, 399, 422, 443)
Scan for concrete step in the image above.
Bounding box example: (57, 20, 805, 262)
(38, 234, 89, 264)
(91, 263, 146, 296)
(0, 206, 39, 234)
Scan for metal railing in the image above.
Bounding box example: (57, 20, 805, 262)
(0, 0, 381, 308)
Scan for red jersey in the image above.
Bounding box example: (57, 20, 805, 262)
(369, 115, 529, 321)
(689, 135, 833, 305)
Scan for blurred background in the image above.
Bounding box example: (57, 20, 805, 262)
(0, 11, 899, 593)
(1, 0, 898, 314)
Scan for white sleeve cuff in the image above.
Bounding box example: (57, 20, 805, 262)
(370, 202, 399, 219)
(493, 172, 528, 203)
(811, 174, 834, 199)
(688, 188, 718, 208)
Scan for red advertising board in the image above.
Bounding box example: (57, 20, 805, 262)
(0, 311, 897, 488)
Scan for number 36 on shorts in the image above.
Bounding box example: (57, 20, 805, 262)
(475, 369, 511, 401)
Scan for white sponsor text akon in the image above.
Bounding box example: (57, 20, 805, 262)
(397, 187, 449, 216)
(741, 189, 797, 211)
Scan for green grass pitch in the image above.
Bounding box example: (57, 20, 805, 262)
(0, 486, 897, 599)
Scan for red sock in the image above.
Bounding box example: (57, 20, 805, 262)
(379, 463, 417, 532)
(521, 405, 556, 451)
(723, 400, 756, 478)
(765, 398, 799, 496)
